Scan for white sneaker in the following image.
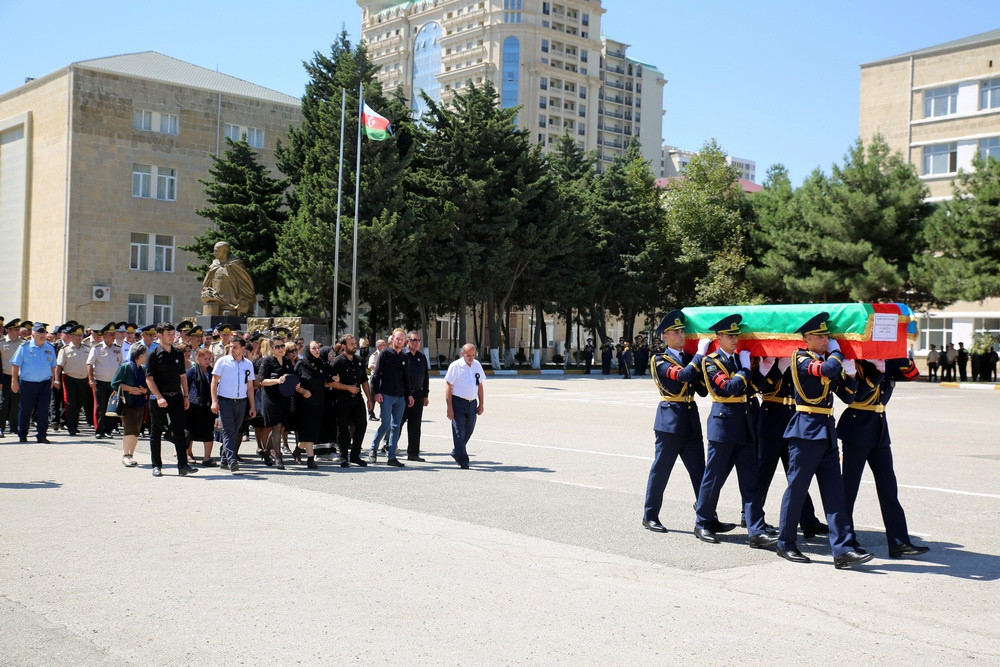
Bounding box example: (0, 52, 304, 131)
(122, 456, 130, 467)
(127, 455, 138, 467)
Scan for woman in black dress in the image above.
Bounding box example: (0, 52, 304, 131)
(293, 341, 331, 469)
(185, 347, 217, 465)
(315, 344, 340, 460)
(256, 339, 296, 469)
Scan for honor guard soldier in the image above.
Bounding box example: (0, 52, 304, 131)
(54, 324, 90, 436)
(836, 357, 930, 559)
(0, 318, 23, 437)
(10, 322, 57, 443)
(693, 315, 777, 549)
(776, 312, 872, 569)
(642, 311, 735, 535)
(87, 322, 123, 439)
(752, 356, 828, 538)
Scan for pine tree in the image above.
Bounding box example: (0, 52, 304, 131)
(181, 137, 287, 314)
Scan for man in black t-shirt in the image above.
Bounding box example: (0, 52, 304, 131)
(145, 323, 194, 477)
(329, 334, 374, 467)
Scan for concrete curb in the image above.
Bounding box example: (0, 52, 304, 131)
(937, 381, 1000, 390)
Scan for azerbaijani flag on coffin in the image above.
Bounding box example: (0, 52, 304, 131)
(362, 103, 392, 141)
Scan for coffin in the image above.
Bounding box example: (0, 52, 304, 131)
(680, 303, 912, 359)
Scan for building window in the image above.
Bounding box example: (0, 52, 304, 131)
(924, 85, 958, 118)
(154, 234, 174, 271)
(539, 96, 547, 109)
(920, 316, 952, 350)
(541, 39, 548, 53)
(501, 36, 520, 109)
(245, 127, 264, 148)
(980, 137, 1000, 161)
(156, 167, 176, 201)
(578, 104, 586, 117)
(581, 12, 589, 26)
(922, 143, 957, 175)
(542, 1, 549, 14)
(412, 21, 443, 117)
(580, 49, 588, 63)
(130, 233, 150, 271)
(133, 110, 152, 131)
(540, 77, 547, 90)
(152, 295, 173, 324)
(159, 113, 179, 135)
(981, 77, 1000, 110)
(974, 317, 1000, 336)
(579, 86, 586, 99)
(131, 164, 152, 198)
(223, 123, 242, 142)
(539, 115, 546, 128)
(128, 294, 148, 326)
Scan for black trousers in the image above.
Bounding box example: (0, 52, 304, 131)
(149, 394, 188, 469)
(62, 376, 89, 435)
(337, 395, 368, 462)
(49, 377, 65, 429)
(93, 380, 119, 435)
(0, 373, 19, 435)
(401, 396, 425, 457)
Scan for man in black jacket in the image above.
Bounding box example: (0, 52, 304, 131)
(400, 330, 431, 462)
(368, 328, 413, 467)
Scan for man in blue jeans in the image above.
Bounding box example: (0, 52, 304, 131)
(210, 337, 256, 474)
(368, 328, 413, 467)
(445, 343, 486, 469)
(11, 322, 57, 443)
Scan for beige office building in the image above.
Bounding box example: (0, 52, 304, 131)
(860, 29, 1000, 357)
(0, 52, 301, 327)
(358, 0, 665, 172)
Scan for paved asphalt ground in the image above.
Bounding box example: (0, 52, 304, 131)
(1, 376, 998, 665)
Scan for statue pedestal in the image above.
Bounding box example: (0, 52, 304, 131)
(196, 315, 246, 333)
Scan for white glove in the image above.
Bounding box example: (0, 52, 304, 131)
(872, 359, 886, 372)
(697, 338, 711, 356)
(759, 357, 775, 375)
(738, 350, 751, 369)
(777, 358, 791, 373)
(826, 338, 840, 353)
(842, 358, 856, 376)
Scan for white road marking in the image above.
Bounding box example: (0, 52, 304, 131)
(854, 523, 930, 538)
(424, 435, 1000, 500)
(536, 479, 606, 490)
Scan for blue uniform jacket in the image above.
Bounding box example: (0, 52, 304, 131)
(783, 348, 857, 442)
(753, 364, 795, 441)
(836, 358, 919, 446)
(702, 351, 754, 445)
(650, 350, 705, 437)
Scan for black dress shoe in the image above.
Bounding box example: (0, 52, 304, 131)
(349, 458, 368, 467)
(340, 460, 350, 467)
(386, 458, 405, 467)
(802, 523, 830, 539)
(748, 533, 778, 549)
(777, 548, 811, 564)
(707, 519, 737, 534)
(889, 543, 930, 559)
(834, 550, 874, 569)
(642, 519, 667, 533)
(94, 433, 108, 440)
(407, 456, 426, 462)
(37, 438, 51, 444)
(18, 437, 27, 443)
(694, 525, 719, 544)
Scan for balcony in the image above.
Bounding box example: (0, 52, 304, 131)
(605, 80, 624, 90)
(601, 138, 623, 149)
(601, 109, 623, 119)
(606, 65, 625, 75)
(606, 50, 625, 59)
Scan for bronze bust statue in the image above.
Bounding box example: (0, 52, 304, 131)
(200, 241, 255, 316)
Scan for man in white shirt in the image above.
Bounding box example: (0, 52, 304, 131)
(444, 343, 485, 469)
(210, 337, 256, 473)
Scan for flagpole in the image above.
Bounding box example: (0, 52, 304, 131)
(332, 88, 346, 342)
(351, 82, 362, 336)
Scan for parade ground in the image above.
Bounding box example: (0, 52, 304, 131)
(1, 376, 997, 665)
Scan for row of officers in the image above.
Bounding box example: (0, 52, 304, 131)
(642, 309, 930, 569)
(0, 317, 248, 443)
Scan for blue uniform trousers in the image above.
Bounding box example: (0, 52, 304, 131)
(644, 430, 704, 522)
(778, 437, 855, 556)
(450, 396, 477, 466)
(841, 437, 910, 549)
(757, 435, 823, 530)
(0, 373, 19, 434)
(695, 439, 765, 536)
(18, 379, 51, 441)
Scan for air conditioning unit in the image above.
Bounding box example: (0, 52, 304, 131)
(92, 285, 111, 302)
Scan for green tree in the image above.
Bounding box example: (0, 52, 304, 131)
(274, 30, 414, 324)
(916, 154, 1000, 303)
(751, 135, 932, 303)
(661, 139, 757, 306)
(181, 137, 287, 314)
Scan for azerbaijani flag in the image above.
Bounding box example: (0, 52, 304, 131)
(362, 103, 392, 141)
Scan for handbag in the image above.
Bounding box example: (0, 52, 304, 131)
(105, 386, 126, 417)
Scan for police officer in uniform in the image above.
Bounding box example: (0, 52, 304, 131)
(693, 315, 777, 549)
(87, 322, 123, 439)
(776, 312, 872, 569)
(836, 357, 930, 559)
(642, 311, 736, 536)
(10, 322, 57, 443)
(0, 318, 23, 437)
(54, 324, 90, 436)
(752, 356, 828, 538)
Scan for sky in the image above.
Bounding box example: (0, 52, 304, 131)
(1, 0, 995, 185)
